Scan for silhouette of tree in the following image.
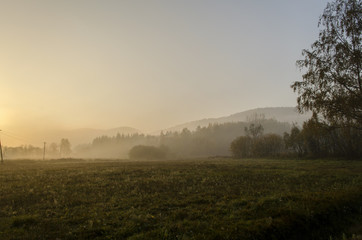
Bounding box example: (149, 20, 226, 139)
(48, 142, 59, 157)
(245, 123, 264, 138)
(292, 0, 362, 128)
(252, 134, 283, 157)
(60, 138, 71, 157)
(283, 125, 305, 156)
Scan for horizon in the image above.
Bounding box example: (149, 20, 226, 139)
(1, 106, 309, 147)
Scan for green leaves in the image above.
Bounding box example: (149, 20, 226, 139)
(293, 0, 362, 129)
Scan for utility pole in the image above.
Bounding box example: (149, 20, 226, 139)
(43, 142, 46, 161)
(0, 130, 3, 163)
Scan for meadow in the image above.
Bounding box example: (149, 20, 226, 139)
(0, 158, 361, 240)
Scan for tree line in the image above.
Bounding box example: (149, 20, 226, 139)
(73, 117, 291, 159)
(230, 114, 361, 159)
(4, 138, 72, 159)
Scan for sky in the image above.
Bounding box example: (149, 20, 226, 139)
(0, 0, 329, 146)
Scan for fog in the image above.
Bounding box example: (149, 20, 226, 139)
(2, 116, 292, 160)
(1, 107, 312, 159)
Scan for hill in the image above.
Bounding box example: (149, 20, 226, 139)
(160, 107, 311, 133)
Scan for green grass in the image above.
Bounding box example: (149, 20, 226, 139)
(0, 158, 361, 239)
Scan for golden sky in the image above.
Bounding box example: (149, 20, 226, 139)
(0, 0, 329, 146)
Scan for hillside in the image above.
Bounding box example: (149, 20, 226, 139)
(2, 107, 309, 148)
(160, 107, 311, 133)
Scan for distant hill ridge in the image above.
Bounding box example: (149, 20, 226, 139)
(2, 107, 311, 148)
(44, 126, 140, 146)
(160, 107, 311, 133)
(42, 107, 311, 146)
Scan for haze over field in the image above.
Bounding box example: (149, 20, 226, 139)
(0, 1, 328, 147)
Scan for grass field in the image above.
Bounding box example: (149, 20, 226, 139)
(0, 158, 361, 240)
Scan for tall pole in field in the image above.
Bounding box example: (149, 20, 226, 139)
(43, 142, 46, 161)
(0, 130, 3, 163)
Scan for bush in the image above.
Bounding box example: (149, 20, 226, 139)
(230, 136, 252, 158)
(231, 131, 283, 158)
(252, 134, 283, 157)
(129, 145, 168, 160)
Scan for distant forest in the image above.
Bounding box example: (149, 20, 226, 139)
(3, 117, 291, 159)
(74, 117, 290, 159)
(4, 113, 360, 159)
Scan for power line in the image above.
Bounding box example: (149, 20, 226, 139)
(1, 130, 30, 142)
(0, 129, 37, 146)
(43, 142, 46, 160)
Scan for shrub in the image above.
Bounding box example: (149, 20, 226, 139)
(129, 145, 168, 160)
(230, 136, 253, 158)
(252, 134, 283, 157)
